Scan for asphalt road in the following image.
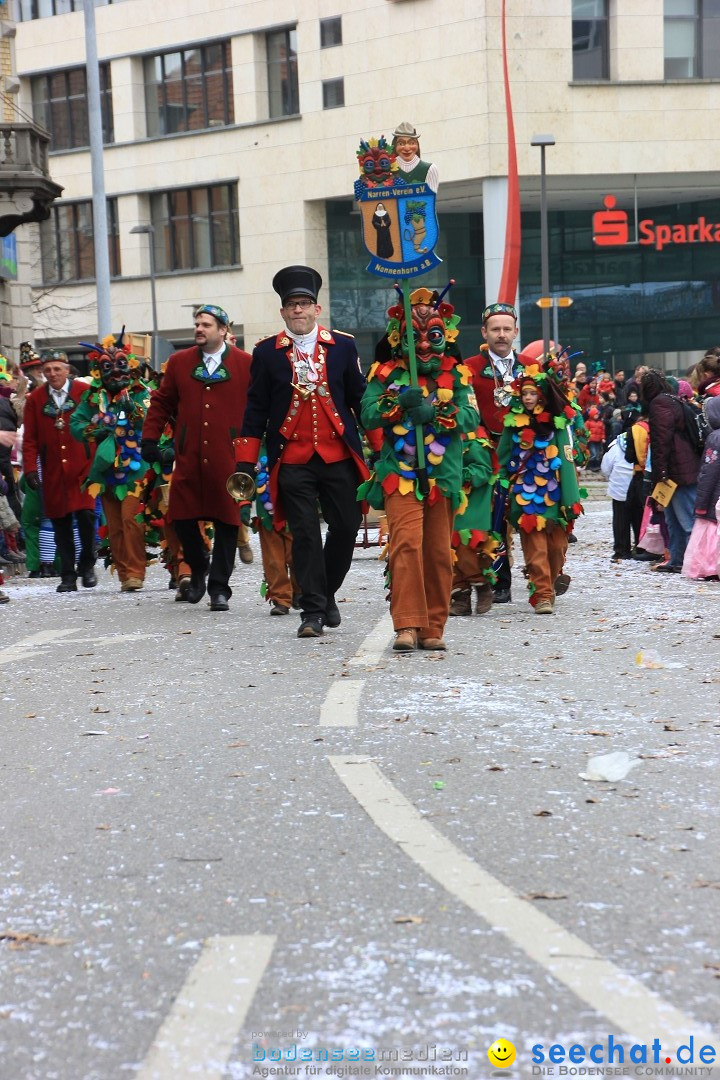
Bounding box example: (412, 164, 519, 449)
(0, 491, 718, 1080)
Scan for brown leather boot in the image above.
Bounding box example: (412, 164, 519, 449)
(474, 584, 494, 614)
(449, 588, 472, 616)
(393, 628, 418, 652)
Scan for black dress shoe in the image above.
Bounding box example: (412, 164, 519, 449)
(56, 579, 78, 593)
(324, 597, 341, 627)
(297, 617, 323, 638)
(210, 593, 230, 611)
(28, 570, 42, 579)
(493, 588, 512, 604)
(185, 570, 207, 604)
(81, 568, 98, 588)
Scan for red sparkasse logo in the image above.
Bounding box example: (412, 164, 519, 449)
(593, 194, 720, 251)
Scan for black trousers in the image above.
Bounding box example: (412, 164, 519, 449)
(611, 499, 633, 558)
(278, 455, 361, 619)
(626, 473, 649, 548)
(173, 518, 238, 598)
(51, 509, 96, 580)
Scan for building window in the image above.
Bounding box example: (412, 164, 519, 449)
(150, 183, 239, 272)
(664, 0, 720, 78)
(267, 28, 299, 118)
(31, 64, 113, 151)
(39, 198, 120, 284)
(144, 41, 234, 137)
(17, 0, 120, 21)
(572, 0, 609, 80)
(322, 78, 345, 110)
(320, 16, 342, 48)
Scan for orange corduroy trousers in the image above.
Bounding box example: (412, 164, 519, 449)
(518, 521, 568, 604)
(259, 526, 298, 607)
(385, 490, 454, 638)
(101, 492, 146, 582)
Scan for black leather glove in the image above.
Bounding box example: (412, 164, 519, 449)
(406, 401, 435, 426)
(141, 440, 160, 464)
(235, 461, 256, 478)
(25, 470, 40, 491)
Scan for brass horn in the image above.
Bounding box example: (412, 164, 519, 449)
(226, 471, 256, 502)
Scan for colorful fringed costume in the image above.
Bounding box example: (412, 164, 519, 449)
(450, 422, 498, 606)
(254, 447, 298, 612)
(359, 288, 480, 646)
(70, 334, 154, 589)
(496, 351, 587, 612)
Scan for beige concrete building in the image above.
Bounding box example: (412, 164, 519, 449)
(10, 0, 720, 372)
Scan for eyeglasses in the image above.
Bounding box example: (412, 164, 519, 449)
(284, 298, 315, 310)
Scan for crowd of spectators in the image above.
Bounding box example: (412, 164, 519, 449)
(597, 349, 720, 579)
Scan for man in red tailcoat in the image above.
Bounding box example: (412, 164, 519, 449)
(142, 304, 252, 611)
(22, 352, 97, 593)
(235, 265, 373, 639)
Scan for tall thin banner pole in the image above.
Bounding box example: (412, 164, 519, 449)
(400, 278, 429, 496)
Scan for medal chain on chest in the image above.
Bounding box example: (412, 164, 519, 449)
(291, 342, 326, 400)
(492, 355, 514, 408)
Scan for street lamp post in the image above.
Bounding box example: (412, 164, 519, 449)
(531, 134, 555, 356)
(130, 223, 158, 368)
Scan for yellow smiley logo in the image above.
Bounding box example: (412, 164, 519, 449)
(488, 1038, 517, 1068)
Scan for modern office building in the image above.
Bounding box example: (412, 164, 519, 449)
(10, 0, 720, 374)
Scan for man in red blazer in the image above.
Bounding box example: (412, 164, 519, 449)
(142, 305, 252, 611)
(22, 352, 97, 592)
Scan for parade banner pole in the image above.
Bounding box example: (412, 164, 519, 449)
(399, 277, 430, 496)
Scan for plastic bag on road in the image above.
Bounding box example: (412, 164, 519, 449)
(579, 751, 641, 782)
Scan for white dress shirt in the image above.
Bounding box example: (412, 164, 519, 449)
(203, 349, 225, 376)
(50, 379, 70, 407)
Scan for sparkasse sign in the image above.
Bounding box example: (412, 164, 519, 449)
(592, 194, 720, 252)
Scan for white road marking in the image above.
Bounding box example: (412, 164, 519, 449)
(320, 679, 365, 727)
(0, 629, 154, 666)
(347, 611, 393, 668)
(136, 934, 275, 1080)
(0, 628, 78, 665)
(329, 755, 716, 1046)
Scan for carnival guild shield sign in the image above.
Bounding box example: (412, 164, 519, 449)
(354, 136, 441, 279)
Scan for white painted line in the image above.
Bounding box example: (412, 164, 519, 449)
(320, 679, 364, 727)
(347, 610, 393, 668)
(136, 934, 275, 1080)
(329, 755, 715, 1046)
(0, 628, 78, 666)
(0, 629, 155, 666)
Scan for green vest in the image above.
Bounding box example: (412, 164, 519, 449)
(400, 159, 431, 184)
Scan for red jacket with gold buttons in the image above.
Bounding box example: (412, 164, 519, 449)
(143, 344, 252, 526)
(22, 380, 95, 518)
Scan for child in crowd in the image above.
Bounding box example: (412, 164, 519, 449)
(682, 396, 720, 579)
(601, 431, 635, 559)
(497, 356, 584, 614)
(621, 387, 642, 431)
(585, 405, 606, 471)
